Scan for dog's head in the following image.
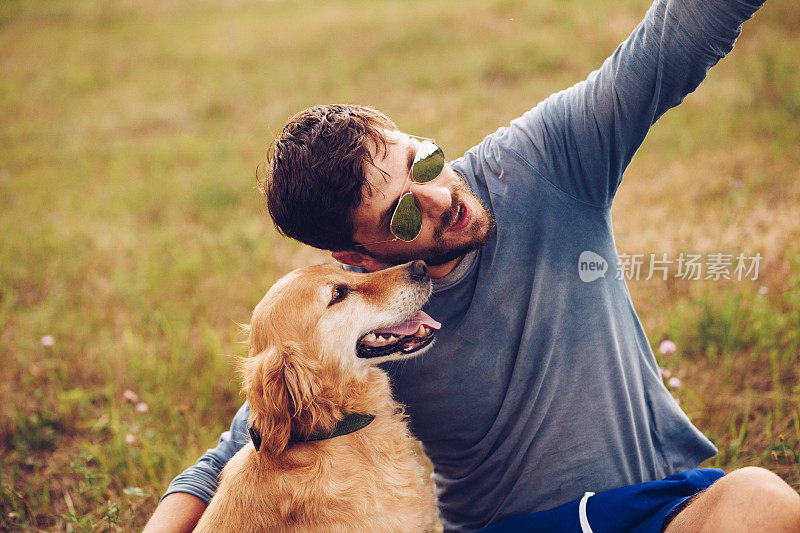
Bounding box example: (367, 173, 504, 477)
(243, 260, 439, 455)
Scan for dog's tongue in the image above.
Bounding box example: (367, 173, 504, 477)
(373, 310, 441, 336)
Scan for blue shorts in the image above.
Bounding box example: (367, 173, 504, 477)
(480, 468, 724, 533)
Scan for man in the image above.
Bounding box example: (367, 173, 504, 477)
(145, 0, 800, 531)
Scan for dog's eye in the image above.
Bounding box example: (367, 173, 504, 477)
(328, 284, 350, 307)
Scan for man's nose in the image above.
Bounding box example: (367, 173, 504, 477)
(412, 182, 451, 218)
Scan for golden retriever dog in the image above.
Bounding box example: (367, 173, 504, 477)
(195, 260, 439, 532)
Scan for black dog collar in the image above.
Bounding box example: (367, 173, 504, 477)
(249, 413, 375, 452)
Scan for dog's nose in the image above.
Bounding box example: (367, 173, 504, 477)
(409, 260, 428, 281)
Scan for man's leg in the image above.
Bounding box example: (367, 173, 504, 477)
(665, 466, 800, 533)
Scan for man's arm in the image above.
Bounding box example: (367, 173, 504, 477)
(142, 493, 207, 533)
(466, 0, 764, 208)
(144, 402, 250, 532)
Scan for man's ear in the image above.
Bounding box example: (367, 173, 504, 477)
(331, 250, 385, 272)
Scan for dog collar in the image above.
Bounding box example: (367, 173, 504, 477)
(248, 413, 376, 452)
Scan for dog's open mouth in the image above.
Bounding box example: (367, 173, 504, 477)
(357, 310, 442, 359)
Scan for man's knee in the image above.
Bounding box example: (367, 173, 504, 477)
(724, 466, 799, 502)
(668, 467, 800, 533)
(714, 467, 800, 529)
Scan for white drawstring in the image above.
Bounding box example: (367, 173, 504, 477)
(579, 492, 595, 533)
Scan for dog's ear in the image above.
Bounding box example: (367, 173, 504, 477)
(243, 342, 336, 455)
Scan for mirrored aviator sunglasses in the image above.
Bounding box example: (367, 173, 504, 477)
(387, 139, 446, 242)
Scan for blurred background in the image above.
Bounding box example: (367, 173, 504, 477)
(1, 0, 798, 529)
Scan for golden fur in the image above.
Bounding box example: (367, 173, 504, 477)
(195, 262, 437, 532)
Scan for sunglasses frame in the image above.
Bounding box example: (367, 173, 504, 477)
(356, 135, 445, 248)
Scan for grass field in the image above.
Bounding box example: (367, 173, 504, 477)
(2, 0, 799, 530)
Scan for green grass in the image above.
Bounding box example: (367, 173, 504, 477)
(2, 0, 799, 529)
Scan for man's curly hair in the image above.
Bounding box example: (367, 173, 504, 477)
(260, 104, 397, 251)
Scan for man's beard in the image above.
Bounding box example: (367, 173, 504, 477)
(366, 178, 495, 268)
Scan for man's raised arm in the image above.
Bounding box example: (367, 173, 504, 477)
(478, 0, 764, 208)
(144, 402, 250, 532)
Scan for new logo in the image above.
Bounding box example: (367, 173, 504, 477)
(578, 251, 608, 283)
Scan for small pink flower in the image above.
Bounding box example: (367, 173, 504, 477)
(134, 402, 149, 414)
(758, 286, 768, 295)
(668, 377, 681, 389)
(672, 395, 681, 406)
(659, 340, 677, 356)
(40, 335, 55, 347)
(659, 368, 673, 379)
(124, 433, 137, 445)
(122, 390, 139, 404)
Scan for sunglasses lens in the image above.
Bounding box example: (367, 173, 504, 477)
(412, 141, 444, 183)
(390, 193, 422, 242)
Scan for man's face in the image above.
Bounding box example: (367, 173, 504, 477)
(350, 130, 494, 268)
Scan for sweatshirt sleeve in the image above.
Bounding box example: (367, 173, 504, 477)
(161, 402, 251, 504)
(493, 0, 764, 208)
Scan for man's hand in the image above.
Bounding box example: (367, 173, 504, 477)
(143, 493, 207, 533)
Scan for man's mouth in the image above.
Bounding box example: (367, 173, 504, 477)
(447, 201, 471, 232)
(356, 310, 442, 359)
